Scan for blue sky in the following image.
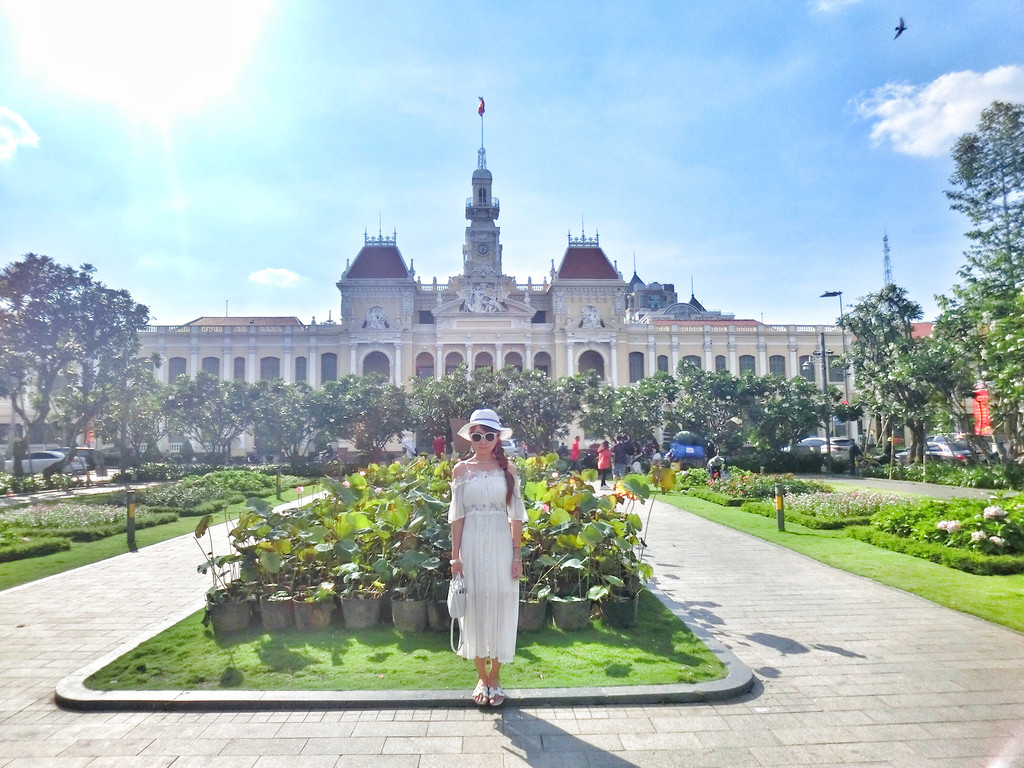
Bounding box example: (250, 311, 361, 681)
(1, 0, 1022, 327)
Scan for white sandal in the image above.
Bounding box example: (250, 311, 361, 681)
(472, 680, 489, 705)
(488, 685, 506, 707)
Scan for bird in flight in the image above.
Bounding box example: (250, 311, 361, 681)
(894, 17, 907, 38)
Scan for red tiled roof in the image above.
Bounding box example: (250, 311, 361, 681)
(557, 247, 619, 280)
(184, 317, 304, 327)
(911, 322, 934, 338)
(345, 245, 411, 279)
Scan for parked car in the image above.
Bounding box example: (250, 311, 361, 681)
(501, 438, 525, 459)
(3, 450, 87, 475)
(784, 436, 853, 462)
(895, 441, 974, 465)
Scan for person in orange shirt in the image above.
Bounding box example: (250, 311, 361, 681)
(597, 440, 612, 488)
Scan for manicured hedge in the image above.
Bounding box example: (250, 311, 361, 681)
(846, 526, 1024, 575)
(685, 487, 743, 506)
(0, 536, 72, 563)
(739, 500, 871, 530)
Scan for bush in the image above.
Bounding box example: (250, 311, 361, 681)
(739, 499, 863, 530)
(0, 535, 71, 562)
(784, 490, 912, 523)
(847, 526, 1024, 575)
(710, 469, 832, 499)
(685, 487, 742, 506)
(861, 460, 1024, 490)
(869, 497, 1024, 557)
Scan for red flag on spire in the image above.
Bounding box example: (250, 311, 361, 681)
(478, 97, 485, 116)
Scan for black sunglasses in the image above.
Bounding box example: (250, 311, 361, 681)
(470, 432, 498, 443)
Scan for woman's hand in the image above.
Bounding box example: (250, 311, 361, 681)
(451, 558, 463, 577)
(511, 559, 523, 579)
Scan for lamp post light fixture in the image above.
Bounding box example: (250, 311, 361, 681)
(802, 332, 834, 473)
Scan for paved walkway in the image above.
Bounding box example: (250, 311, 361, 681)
(2, 490, 1024, 766)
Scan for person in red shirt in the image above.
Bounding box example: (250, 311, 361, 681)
(597, 441, 612, 488)
(433, 434, 446, 458)
(570, 436, 581, 470)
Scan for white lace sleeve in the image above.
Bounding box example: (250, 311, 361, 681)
(507, 473, 527, 523)
(447, 471, 467, 523)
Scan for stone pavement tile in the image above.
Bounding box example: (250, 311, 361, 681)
(69, 758, 175, 768)
(349, 720, 429, 738)
(421, 754, 504, 768)
(575, 716, 656, 735)
(123, 721, 214, 740)
(168, 758, 257, 768)
(56, 737, 152, 757)
(0, 739, 76, 758)
(297, 736, 385, 755)
(4, 759, 92, 768)
(618, 731, 702, 751)
(749, 743, 846, 766)
(426, 719, 503, 736)
(501, 751, 589, 768)
(540, 732, 624, 752)
(648, 714, 731, 732)
(251, 757, 338, 768)
(694, 727, 783, 749)
(671, 746, 758, 767)
(380, 736, 463, 754)
(772, 722, 934, 746)
(586, 751, 678, 767)
(138, 737, 231, 756)
(909, 734, 1013, 761)
(199, 722, 286, 739)
(273, 721, 357, 739)
(336, 757, 419, 768)
(219, 738, 309, 756)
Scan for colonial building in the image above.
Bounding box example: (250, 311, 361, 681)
(139, 144, 847, 397)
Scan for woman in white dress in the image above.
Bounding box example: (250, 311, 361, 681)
(449, 408, 527, 706)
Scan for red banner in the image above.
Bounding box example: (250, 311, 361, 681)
(974, 389, 992, 435)
(478, 97, 485, 116)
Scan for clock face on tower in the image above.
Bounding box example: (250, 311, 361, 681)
(477, 243, 489, 255)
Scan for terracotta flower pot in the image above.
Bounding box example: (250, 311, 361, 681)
(259, 596, 294, 632)
(208, 599, 252, 636)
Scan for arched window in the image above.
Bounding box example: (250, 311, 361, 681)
(533, 351, 551, 376)
(416, 352, 434, 378)
(295, 356, 307, 384)
(260, 356, 280, 380)
(168, 357, 187, 381)
(828, 357, 846, 383)
(769, 355, 786, 376)
(715, 355, 727, 373)
(233, 357, 246, 381)
(201, 356, 219, 376)
(628, 351, 645, 383)
(478, 188, 486, 204)
(474, 352, 493, 371)
(445, 352, 463, 375)
(657, 355, 669, 373)
(739, 355, 755, 375)
(579, 350, 604, 380)
(362, 351, 389, 379)
(683, 354, 702, 369)
(504, 352, 523, 371)
(320, 353, 337, 384)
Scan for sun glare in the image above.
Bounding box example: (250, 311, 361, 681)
(5, 0, 270, 121)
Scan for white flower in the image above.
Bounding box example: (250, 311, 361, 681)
(989, 536, 1005, 546)
(945, 520, 962, 533)
(971, 531, 987, 542)
(983, 506, 1007, 519)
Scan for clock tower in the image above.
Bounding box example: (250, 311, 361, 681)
(463, 146, 502, 276)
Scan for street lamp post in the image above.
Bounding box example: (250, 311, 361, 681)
(803, 333, 834, 473)
(821, 290, 851, 440)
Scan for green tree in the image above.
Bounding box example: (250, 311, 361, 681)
(493, 367, 582, 451)
(407, 366, 476, 443)
(164, 371, 257, 463)
(844, 285, 939, 462)
(251, 379, 318, 461)
(0, 254, 150, 476)
(939, 101, 1024, 456)
(91, 355, 167, 470)
(310, 375, 408, 459)
(667, 364, 750, 451)
(743, 374, 825, 450)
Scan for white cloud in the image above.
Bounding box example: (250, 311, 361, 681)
(0, 107, 40, 161)
(854, 65, 1024, 157)
(808, 0, 861, 12)
(248, 268, 302, 287)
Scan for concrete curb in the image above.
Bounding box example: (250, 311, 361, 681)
(55, 582, 755, 711)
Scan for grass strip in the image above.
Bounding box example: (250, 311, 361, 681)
(85, 589, 727, 692)
(0, 489, 306, 592)
(664, 493, 1024, 633)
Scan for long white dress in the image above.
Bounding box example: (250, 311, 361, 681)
(447, 467, 528, 663)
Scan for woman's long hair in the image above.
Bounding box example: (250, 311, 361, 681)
(483, 428, 515, 504)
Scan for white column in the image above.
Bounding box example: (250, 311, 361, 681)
(189, 347, 198, 380)
(758, 340, 767, 377)
(566, 341, 575, 376)
(393, 342, 403, 385)
(435, 344, 443, 379)
(495, 343, 503, 369)
(350, 345, 358, 376)
(670, 333, 679, 372)
(308, 345, 318, 387)
(647, 340, 657, 376)
(525, 342, 533, 370)
(248, 348, 257, 383)
(610, 340, 619, 387)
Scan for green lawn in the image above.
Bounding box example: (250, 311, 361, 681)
(0, 490, 303, 592)
(664, 492, 1024, 633)
(85, 589, 727, 691)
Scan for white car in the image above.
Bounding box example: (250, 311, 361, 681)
(501, 439, 525, 458)
(3, 450, 87, 475)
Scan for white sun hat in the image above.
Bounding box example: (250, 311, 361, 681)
(456, 408, 513, 441)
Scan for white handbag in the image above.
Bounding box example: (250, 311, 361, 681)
(447, 573, 466, 653)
